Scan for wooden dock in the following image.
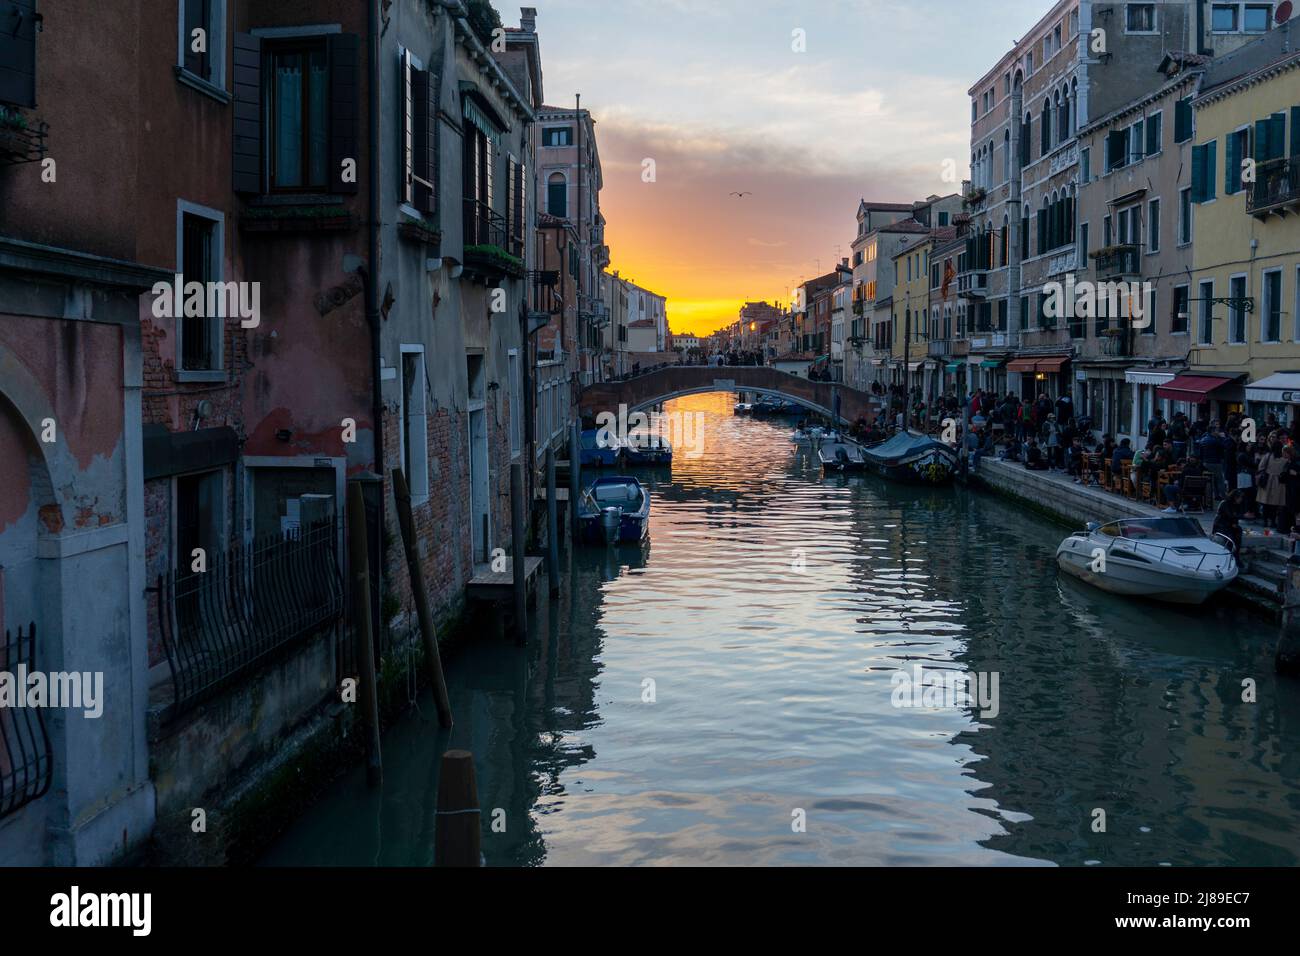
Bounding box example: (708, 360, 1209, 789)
(467, 556, 543, 603)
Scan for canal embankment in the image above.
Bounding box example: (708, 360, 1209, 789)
(973, 456, 1287, 616)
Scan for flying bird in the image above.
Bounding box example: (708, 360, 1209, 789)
(729, 191, 753, 198)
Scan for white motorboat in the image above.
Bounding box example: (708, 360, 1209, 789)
(1055, 516, 1237, 605)
(818, 439, 868, 472)
(792, 425, 840, 446)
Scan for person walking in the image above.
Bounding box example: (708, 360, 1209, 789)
(1257, 440, 1288, 529)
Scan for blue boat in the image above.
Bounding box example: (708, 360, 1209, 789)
(579, 428, 622, 468)
(577, 476, 651, 545)
(860, 431, 958, 485)
(624, 437, 673, 466)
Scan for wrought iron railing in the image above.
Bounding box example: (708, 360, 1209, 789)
(0, 622, 53, 820)
(1247, 158, 1300, 216)
(463, 197, 514, 254)
(156, 517, 343, 716)
(1093, 244, 1140, 280)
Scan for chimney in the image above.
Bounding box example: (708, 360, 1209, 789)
(521, 7, 537, 33)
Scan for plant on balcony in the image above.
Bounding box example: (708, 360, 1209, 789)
(464, 243, 525, 276)
(964, 186, 988, 209)
(466, 0, 503, 47)
(1088, 243, 1137, 259)
(0, 106, 28, 130)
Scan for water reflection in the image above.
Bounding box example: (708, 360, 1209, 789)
(263, 392, 1300, 867)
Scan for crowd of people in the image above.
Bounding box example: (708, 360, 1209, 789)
(947, 388, 1300, 555)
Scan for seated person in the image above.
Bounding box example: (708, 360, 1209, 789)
(1213, 489, 1245, 553)
(1163, 456, 1207, 512)
(1065, 438, 1085, 479)
(1024, 438, 1049, 470)
(1110, 438, 1134, 475)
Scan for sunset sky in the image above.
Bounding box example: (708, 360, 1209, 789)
(530, 0, 1051, 336)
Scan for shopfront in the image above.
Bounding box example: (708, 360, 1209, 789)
(1154, 373, 1243, 426)
(1244, 371, 1300, 431)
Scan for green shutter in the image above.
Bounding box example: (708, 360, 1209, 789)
(1206, 140, 1217, 201)
(1175, 98, 1193, 143)
(1146, 116, 1160, 156)
(1269, 112, 1286, 161)
(1227, 130, 1241, 194)
(1292, 106, 1300, 158)
(1191, 143, 1206, 202)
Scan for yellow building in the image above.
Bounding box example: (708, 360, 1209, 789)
(1184, 26, 1300, 425)
(890, 236, 934, 390)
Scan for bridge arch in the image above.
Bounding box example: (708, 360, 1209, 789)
(577, 365, 883, 427)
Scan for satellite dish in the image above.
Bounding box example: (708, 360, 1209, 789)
(1279, 0, 1293, 23)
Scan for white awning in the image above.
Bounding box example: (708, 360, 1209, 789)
(1125, 369, 1177, 386)
(908, 361, 924, 372)
(1245, 372, 1300, 403)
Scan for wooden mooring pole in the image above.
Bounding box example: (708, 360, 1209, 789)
(435, 749, 481, 866)
(546, 446, 560, 595)
(346, 482, 382, 786)
(569, 421, 582, 542)
(391, 467, 453, 728)
(510, 461, 528, 644)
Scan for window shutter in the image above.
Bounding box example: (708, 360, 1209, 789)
(1174, 98, 1193, 143)
(1037, 208, 1047, 255)
(1205, 139, 1217, 201)
(1041, 109, 1051, 154)
(232, 32, 263, 195)
(0, 0, 37, 108)
(1021, 121, 1031, 165)
(1292, 106, 1300, 158)
(1146, 116, 1160, 156)
(1268, 112, 1286, 162)
(328, 33, 360, 195)
(412, 68, 435, 214)
(1227, 130, 1241, 193)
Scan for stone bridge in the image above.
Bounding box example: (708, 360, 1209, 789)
(577, 365, 883, 426)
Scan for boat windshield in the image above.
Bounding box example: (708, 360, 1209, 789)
(1114, 517, 1206, 541)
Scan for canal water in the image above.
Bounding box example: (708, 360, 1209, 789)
(262, 392, 1300, 867)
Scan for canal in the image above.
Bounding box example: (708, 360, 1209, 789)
(262, 391, 1300, 866)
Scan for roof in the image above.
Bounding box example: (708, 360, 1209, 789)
(628, 319, 656, 328)
(1198, 20, 1300, 100)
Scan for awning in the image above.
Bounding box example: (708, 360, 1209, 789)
(1125, 368, 1177, 386)
(980, 359, 1005, 369)
(1156, 373, 1238, 403)
(1245, 371, 1300, 404)
(1007, 358, 1039, 373)
(908, 361, 923, 372)
(1036, 355, 1070, 373)
(944, 362, 962, 373)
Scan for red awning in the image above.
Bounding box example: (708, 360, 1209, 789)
(1035, 356, 1070, 373)
(1156, 374, 1236, 403)
(1006, 358, 1038, 372)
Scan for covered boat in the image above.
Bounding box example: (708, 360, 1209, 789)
(860, 431, 958, 484)
(1055, 516, 1237, 605)
(792, 425, 839, 445)
(579, 428, 622, 468)
(818, 439, 868, 472)
(577, 476, 651, 545)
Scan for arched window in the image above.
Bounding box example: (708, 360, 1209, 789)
(1003, 129, 1011, 181)
(547, 172, 568, 218)
(1041, 99, 1052, 154)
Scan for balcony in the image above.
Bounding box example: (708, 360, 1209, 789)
(1047, 249, 1077, 277)
(957, 270, 988, 299)
(1098, 326, 1131, 357)
(1247, 158, 1300, 218)
(0, 108, 48, 167)
(1091, 244, 1140, 282)
(462, 198, 526, 279)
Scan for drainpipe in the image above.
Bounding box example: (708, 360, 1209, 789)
(366, 0, 384, 642)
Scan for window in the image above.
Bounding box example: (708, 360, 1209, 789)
(1129, 119, 1145, 165)
(1079, 221, 1090, 264)
(1178, 187, 1192, 244)
(543, 126, 573, 147)
(1198, 280, 1215, 344)
(400, 49, 435, 214)
(1229, 274, 1248, 343)
(1262, 269, 1282, 343)
(1172, 284, 1190, 334)
(1212, 4, 1239, 31)
(938, 211, 949, 226)
(547, 172, 567, 218)
(267, 40, 331, 191)
(179, 0, 226, 87)
(1080, 146, 1091, 183)
(1147, 198, 1160, 253)
(177, 203, 223, 374)
(1145, 111, 1162, 156)
(400, 347, 429, 500)
(1244, 4, 1273, 31)
(1126, 3, 1156, 32)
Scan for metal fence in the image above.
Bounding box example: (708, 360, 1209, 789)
(157, 517, 344, 716)
(0, 622, 53, 820)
